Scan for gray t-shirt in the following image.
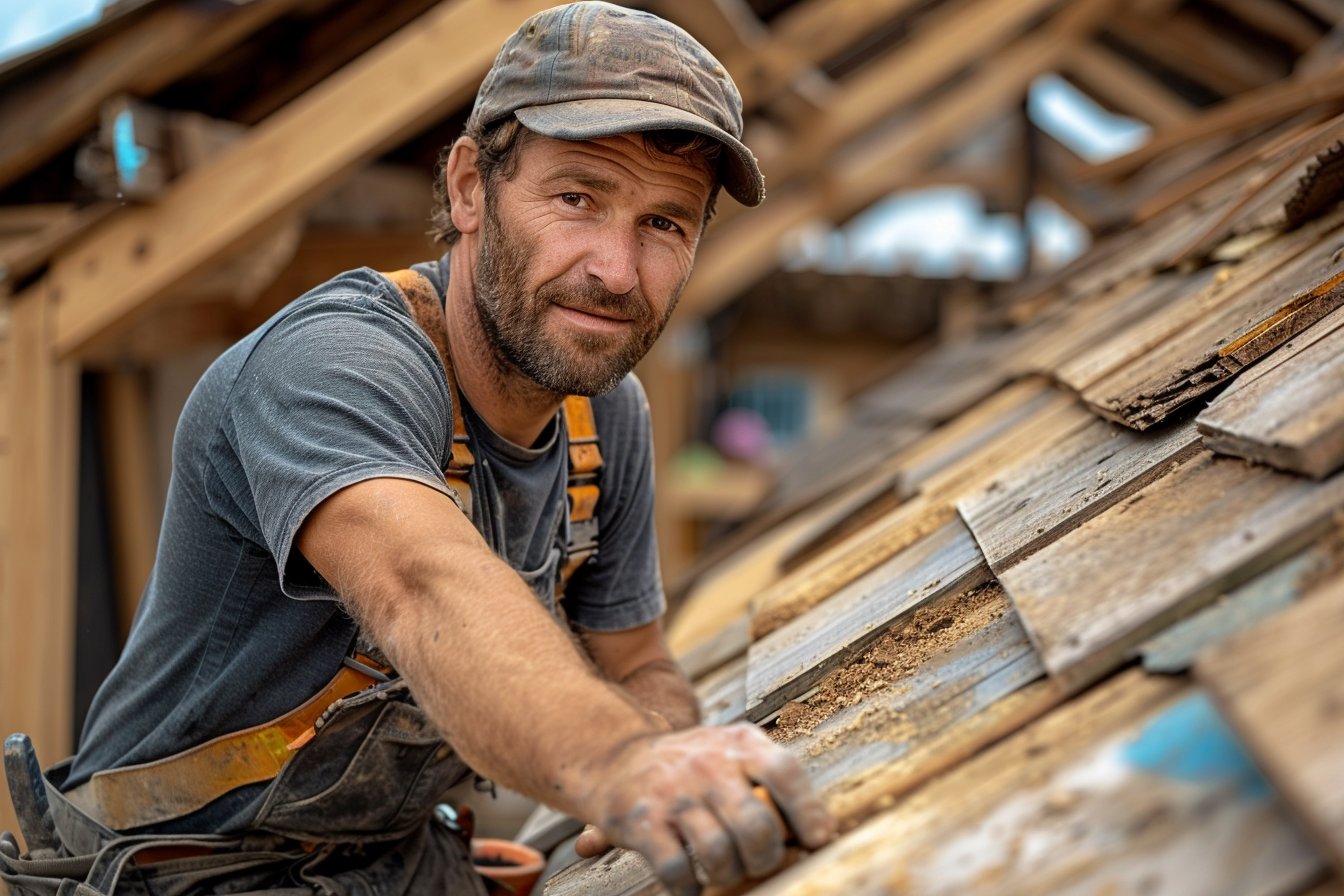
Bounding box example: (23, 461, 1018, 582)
(67, 257, 665, 831)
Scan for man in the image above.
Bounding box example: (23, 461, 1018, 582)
(0, 3, 833, 895)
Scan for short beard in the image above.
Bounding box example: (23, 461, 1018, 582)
(472, 197, 679, 396)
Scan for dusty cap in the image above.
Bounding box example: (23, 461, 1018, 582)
(468, 1, 764, 206)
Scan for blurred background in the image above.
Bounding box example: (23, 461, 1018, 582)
(2, 0, 1343, 863)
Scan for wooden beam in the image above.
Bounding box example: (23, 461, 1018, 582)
(776, 0, 1069, 188)
(0, 0, 305, 189)
(680, 0, 1118, 321)
(0, 286, 79, 784)
(1063, 44, 1198, 129)
(1209, 0, 1323, 53)
(47, 0, 554, 359)
(724, 0, 927, 107)
(100, 370, 159, 641)
(1079, 59, 1344, 183)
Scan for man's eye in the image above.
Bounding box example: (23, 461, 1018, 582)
(561, 193, 584, 206)
(648, 216, 679, 233)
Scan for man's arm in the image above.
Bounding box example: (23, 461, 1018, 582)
(297, 477, 833, 895)
(578, 622, 700, 731)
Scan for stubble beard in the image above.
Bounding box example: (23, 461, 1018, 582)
(473, 198, 680, 397)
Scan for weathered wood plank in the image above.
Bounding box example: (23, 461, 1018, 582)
(1082, 210, 1344, 429)
(1142, 527, 1344, 673)
(749, 387, 1083, 639)
(696, 653, 748, 729)
(774, 584, 1045, 796)
(1054, 210, 1334, 395)
(1198, 573, 1344, 877)
(744, 517, 990, 721)
(751, 673, 1324, 896)
(957, 412, 1203, 573)
(676, 614, 750, 683)
(1198, 307, 1344, 477)
(1002, 450, 1344, 691)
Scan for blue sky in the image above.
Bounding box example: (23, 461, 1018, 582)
(0, 0, 103, 63)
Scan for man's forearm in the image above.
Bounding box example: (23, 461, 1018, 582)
(617, 657, 701, 730)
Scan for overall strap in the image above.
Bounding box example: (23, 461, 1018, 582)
(559, 395, 602, 596)
(381, 271, 603, 600)
(383, 269, 476, 518)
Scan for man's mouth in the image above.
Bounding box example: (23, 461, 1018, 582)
(552, 302, 635, 333)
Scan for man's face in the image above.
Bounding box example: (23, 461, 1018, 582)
(472, 132, 713, 396)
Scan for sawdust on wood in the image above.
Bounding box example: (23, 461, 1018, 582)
(769, 580, 1007, 742)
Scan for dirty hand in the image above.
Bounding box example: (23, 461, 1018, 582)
(580, 722, 834, 895)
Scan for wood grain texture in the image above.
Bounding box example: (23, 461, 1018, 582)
(1198, 306, 1344, 477)
(957, 411, 1203, 574)
(1054, 210, 1334, 396)
(1142, 527, 1344, 672)
(0, 288, 78, 845)
(745, 517, 989, 721)
(1002, 450, 1344, 690)
(749, 386, 1082, 640)
(1198, 573, 1344, 876)
(779, 585, 1045, 797)
(1081, 212, 1344, 429)
(750, 672, 1324, 896)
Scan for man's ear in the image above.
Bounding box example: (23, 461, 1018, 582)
(446, 137, 483, 236)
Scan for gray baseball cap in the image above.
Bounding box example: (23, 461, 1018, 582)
(468, 1, 765, 206)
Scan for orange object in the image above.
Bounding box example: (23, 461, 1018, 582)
(471, 838, 546, 896)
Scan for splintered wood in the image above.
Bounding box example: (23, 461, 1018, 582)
(1197, 573, 1344, 876)
(1080, 210, 1344, 429)
(749, 671, 1325, 896)
(1000, 450, 1344, 691)
(1198, 305, 1344, 478)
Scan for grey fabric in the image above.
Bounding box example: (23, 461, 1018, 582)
(64, 254, 665, 835)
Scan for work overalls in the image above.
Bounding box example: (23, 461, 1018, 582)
(2, 680, 486, 895)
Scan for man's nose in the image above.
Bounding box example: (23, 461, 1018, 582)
(584, 227, 640, 296)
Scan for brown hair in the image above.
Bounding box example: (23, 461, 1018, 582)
(429, 121, 724, 245)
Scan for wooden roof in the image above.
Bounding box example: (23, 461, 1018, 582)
(544, 103, 1344, 894)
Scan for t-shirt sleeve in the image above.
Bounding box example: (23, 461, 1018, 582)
(214, 292, 457, 599)
(562, 375, 666, 632)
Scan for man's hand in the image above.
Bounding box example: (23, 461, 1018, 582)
(577, 723, 834, 895)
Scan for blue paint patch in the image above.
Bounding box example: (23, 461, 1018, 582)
(113, 108, 148, 188)
(1122, 692, 1272, 801)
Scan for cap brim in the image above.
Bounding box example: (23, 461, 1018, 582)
(515, 99, 765, 207)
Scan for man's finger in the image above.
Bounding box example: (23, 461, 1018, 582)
(574, 824, 612, 858)
(674, 803, 743, 887)
(732, 728, 835, 849)
(711, 785, 785, 879)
